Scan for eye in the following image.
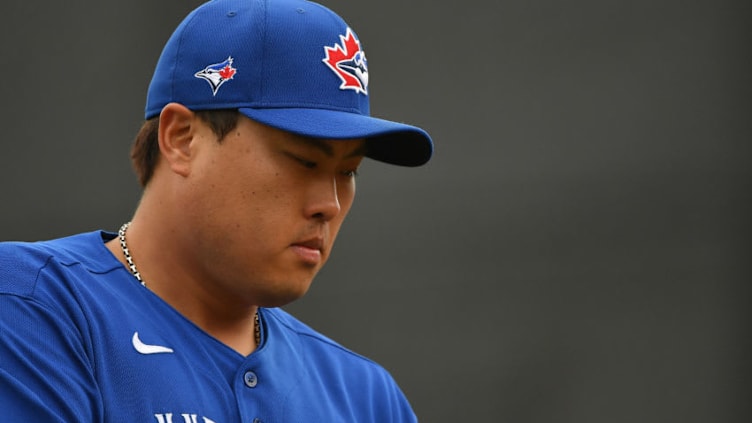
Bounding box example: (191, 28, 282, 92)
(342, 168, 359, 178)
(298, 158, 317, 169)
(287, 153, 317, 169)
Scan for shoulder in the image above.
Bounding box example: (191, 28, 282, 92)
(0, 231, 119, 297)
(264, 307, 379, 366)
(263, 307, 397, 382)
(262, 308, 407, 388)
(0, 238, 59, 297)
(260, 308, 417, 420)
(0, 232, 119, 422)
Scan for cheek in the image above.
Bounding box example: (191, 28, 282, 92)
(227, 170, 302, 236)
(186, 162, 272, 228)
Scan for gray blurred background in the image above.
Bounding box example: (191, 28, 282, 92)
(1, 0, 749, 422)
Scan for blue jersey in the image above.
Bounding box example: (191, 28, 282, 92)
(0, 231, 416, 422)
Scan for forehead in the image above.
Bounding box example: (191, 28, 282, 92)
(290, 137, 367, 158)
(233, 115, 367, 158)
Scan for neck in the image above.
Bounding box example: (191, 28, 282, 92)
(106, 208, 261, 356)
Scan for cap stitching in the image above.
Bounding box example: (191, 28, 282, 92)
(259, 0, 269, 104)
(170, 7, 204, 108)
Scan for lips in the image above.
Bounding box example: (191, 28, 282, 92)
(293, 237, 324, 251)
(290, 237, 324, 265)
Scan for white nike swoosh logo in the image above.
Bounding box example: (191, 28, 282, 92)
(132, 332, 174, 355)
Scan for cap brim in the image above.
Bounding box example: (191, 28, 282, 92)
(239, 107, 433, 167)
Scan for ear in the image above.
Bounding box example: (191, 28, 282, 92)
(157, 103, 197, 178)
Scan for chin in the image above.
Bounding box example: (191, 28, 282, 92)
(254, 278, 314, 308)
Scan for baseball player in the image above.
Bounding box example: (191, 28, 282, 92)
(0, 0, 432, 421)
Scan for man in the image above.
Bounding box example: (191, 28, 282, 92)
(0, 0, 432, 421)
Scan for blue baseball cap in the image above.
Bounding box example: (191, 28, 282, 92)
(145, 0, 433, 166)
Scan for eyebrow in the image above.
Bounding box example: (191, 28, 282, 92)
(297, 137, 367, 158)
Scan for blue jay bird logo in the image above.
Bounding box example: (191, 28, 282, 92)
(194, 57, 237, 96)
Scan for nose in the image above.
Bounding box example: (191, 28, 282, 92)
(305, 176, 341, 221)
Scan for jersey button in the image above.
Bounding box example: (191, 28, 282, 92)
(244, 370, 258, 388)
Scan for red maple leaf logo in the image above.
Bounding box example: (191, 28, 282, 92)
(323, 28, 367, 94)
(219, 64, 236, 80)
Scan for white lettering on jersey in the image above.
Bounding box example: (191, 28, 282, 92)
(154, 413, 217, 423)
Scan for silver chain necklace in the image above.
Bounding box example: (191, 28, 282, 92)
(118, 222, 144, 286)
(117, 222, 261, 346)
